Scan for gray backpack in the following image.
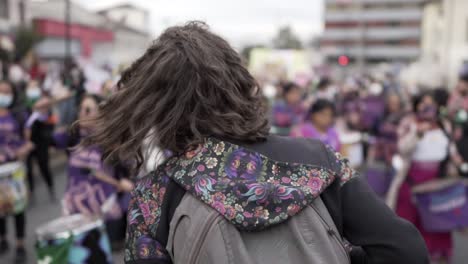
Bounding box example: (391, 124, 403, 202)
(167, 194, 351, 264)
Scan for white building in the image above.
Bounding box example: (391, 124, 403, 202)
(98, 3, 150, 34)
(0, 0, 29, 34)
(27, 0, 151, 67)
(322, 0, 426, 71)
(420, 0, 468, 88)
(98, 4, 152, 67)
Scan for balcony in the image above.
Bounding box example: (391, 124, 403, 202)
(322, 27, 421, 41)
(326, 9, 422, 22)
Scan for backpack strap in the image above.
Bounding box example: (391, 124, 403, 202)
(166, 194, 221, 263)
(311, 197, 344, 242)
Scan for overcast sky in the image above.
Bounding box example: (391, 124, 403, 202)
(75, 0, 324, 48)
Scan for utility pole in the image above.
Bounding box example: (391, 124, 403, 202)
(65, 0, 71, 65)
(356, 1, 366, 74)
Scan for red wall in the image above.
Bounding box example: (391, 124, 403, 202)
(34, 18, 114, 57)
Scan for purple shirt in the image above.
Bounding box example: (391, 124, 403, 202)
(290, 122, 341, 151)
(272, 100, 305, 128)
(0, 113, 25, 162)
(54, 131, 122, 220)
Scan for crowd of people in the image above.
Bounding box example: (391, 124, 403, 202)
(0, 58, 134, 263)
(2, 22, 468, 264)
(268, 67, 468, 263)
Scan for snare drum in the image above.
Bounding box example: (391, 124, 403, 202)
(36, 214, 113, 264)
(0, 162, 27, 216)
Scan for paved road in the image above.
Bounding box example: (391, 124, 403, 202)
(0, 156, 467, 264)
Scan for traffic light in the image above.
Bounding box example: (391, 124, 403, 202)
(338, 55, 349, 66)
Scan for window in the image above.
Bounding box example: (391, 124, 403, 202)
(0, 0, 8, 19)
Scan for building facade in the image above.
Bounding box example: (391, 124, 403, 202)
(0, 0, 29, 34)
(321, 0, 426, 72)
(98, 4, 151, 66)
(29, 0, 114, 62)
(28, 0, 151, 67)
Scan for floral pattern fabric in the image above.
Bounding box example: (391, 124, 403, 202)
(125, 138, 357, 263)
(125, 173, 171, 263)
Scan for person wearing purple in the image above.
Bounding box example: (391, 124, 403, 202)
(0, 80, 34, 263)
(50, 94, 134, 244)
(290, 99, 341, 152)
(271, 82, 305, 136)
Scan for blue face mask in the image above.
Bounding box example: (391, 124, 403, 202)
(0, 94, 13, 108)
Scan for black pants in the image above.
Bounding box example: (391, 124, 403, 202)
(26, 146, 53, 192)
(0, 212, 25, 239)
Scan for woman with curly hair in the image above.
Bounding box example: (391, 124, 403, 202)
(84, 22, 428, 264)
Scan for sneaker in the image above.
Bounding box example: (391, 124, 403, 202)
(0, 240, 9, 255)
(14, 247, 27, 264)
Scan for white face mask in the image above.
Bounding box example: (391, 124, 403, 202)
(0, 94, 13, 108)
(26, 88, 41, 99)
(369, 83, 383, 95)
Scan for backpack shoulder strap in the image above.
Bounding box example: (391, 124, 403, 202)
(166, 194, 220, 263)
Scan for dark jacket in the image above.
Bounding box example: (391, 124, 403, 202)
(125, 135, 429, 264)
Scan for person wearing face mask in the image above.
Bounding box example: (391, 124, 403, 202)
(393, 92, 452, 263)
(25, 89, 57, 198)
(25, 80, 42, 109)
(0, 80, 34, 263)
(52, 94, 134, 248)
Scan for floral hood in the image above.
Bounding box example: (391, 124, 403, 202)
(163, 138, 348, 231)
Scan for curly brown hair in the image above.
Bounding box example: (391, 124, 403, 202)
(82, 21, 269, 170)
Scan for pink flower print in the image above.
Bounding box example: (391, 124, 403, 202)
(243, 211, 253, 218)
(139, 203, 153, 222)
(213, 201, 226, 214)
(307, 177, 323, 193)
(225, 206, 236, 220)
(212, 192, 226, 202)
(287, 204, 301, 215)
(197, 165, 205, 172)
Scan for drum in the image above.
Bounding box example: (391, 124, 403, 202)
(36, 214, 113, 264)
(413, 179, 468, 232)
(0, 162, 27, 216)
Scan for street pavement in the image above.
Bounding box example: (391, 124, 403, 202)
(0, 154, 467, 264)
(0, 154, 124, 264)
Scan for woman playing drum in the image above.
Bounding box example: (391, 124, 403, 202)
(0, 80, 34, 263)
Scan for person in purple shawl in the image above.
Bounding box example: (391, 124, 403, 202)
(0, 80, 34, 263)
(51, 94, 134, 245)
(271, 82, 305, 136)
(290, 99, 341, 151)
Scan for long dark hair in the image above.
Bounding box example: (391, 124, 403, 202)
(82, 21, 269, 170)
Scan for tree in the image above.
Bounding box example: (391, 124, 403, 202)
(272, 26, 303, 50)
(14, 27, 42, 61)
(241, 44, 265, 63)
